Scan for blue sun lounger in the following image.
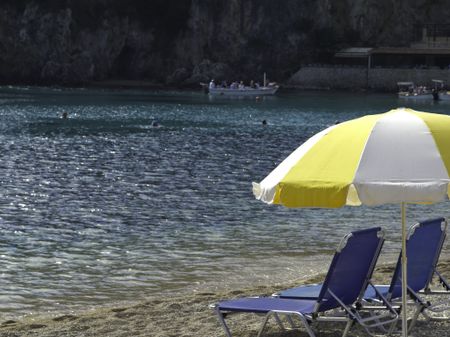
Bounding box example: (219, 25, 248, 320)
(418, 219, 450, 322)
(278, 217, 447, 333)
(213, 227, 395, 337)
(363, 217, 448, 330)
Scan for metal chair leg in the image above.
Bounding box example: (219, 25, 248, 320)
(216, 308, 233, 337)
(256, 313, 272, 337)
(273, 312, 286, 330)
(341, 318, 353, 337)
(294, 312, 316, 337)
(408, 305, 423, 333)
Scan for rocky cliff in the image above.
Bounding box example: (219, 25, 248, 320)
(0, 0, 448, 86)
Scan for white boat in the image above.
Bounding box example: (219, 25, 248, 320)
(205, 72, 279, 97)
(208, 85, 279, 96)
(397, 81, 433, 99)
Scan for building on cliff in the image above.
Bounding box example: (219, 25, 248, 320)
(289, 24, 450, 92)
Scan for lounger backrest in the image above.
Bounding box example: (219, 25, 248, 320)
(317, 227, 384, 312)
(388, 217, 446, 299)
(425, 218, 448, 287)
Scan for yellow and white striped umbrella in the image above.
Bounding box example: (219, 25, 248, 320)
(253, 108, 450, 208)
(252, 107, 450, 337)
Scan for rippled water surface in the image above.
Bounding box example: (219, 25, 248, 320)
(0, 86, 449, 318)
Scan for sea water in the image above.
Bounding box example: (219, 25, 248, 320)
(0, 86, 448, 318)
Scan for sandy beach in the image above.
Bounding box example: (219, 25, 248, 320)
(1, 261, 449, 337)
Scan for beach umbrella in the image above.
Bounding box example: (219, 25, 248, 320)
(252, 108, 450, 337)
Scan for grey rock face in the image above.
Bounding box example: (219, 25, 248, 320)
(166, 68, 190, 86)
(187, 60, 234, 86)
(0, 0, 448, 86)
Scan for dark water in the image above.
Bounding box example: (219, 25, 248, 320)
(0, 86, 448, 318)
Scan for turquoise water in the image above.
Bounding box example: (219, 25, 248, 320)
(0, 86, 448, 318)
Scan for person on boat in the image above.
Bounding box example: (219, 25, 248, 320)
(209, 79, 216, 89)
(62, 111, 68, 119)
(238, 81, 244, 89)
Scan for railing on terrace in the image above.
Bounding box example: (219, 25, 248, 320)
(413, 24, 450, 47)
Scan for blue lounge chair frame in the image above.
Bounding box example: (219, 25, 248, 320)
(213, 227, 394, 337)
(362, 218, 447, 331)
(278, 217, 447, 334)
(419, 260, 450, 321)
(415, 219, 450, 322)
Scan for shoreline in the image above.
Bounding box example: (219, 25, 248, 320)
(0, 80, 390, 94)
(1, 261, 449, 337)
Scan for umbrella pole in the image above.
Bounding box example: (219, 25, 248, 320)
(401, 202, 408, 337)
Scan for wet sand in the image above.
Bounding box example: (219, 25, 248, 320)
(1, 261, 450, 337)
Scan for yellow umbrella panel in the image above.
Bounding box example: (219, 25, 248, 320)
(254, 108, 450, 208)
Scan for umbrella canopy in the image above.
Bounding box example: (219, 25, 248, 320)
(253, 108, 450, 207)
(252, 107, 450, 337)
